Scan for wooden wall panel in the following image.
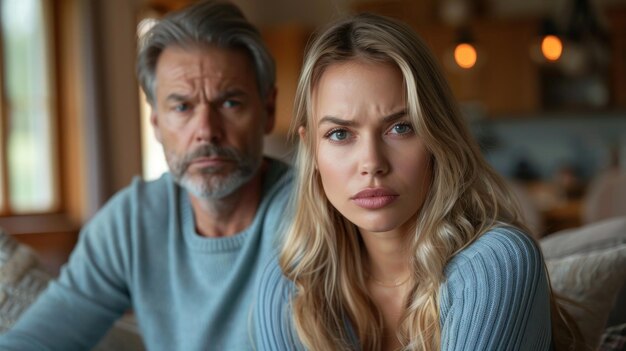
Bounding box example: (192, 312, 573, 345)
(262, 25, 311, 136)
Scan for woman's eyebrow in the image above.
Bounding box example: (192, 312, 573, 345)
(318, 109, 408, 127)
(318, 116, 355, 127)
(318, 108, 407, 127)
(382, 109, 408, 123)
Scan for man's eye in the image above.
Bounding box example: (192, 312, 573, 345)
(326, 128, 350, 142)
(174, 103, 190, 112)
(389, 123, 413, 135)
(223, 99, 241, 108)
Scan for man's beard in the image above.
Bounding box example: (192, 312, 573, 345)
(166, 144, 261, 200)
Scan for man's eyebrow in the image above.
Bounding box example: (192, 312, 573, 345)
(165, 93, 189, 102)
(164, 89, 248, 103)
(214, 89, 247, 101)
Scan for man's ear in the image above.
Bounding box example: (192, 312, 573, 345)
(264, 87, 277, 134)
(150, 109, 162, 143)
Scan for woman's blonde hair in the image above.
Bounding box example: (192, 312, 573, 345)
(281, 13, 582, 351)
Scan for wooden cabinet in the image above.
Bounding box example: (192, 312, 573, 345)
(262, 25, 312, 135)
(416, 19, 542, 116)
(351, 1, 626, 116)
(609, 8, 626, 108)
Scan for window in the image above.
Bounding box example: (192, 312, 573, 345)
(137, 17, 168, 181)
(0, 0, 58, 215)
(140, 89, 168, 181)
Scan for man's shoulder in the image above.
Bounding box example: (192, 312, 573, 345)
(261, 158, 294, 212)
(104, 173, 173, 208)
(86, 173, 176, 230)
(264, 158, 294, 192)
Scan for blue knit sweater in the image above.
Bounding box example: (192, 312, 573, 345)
(254, 227, 553, 350)
(0, 159, 292, 351)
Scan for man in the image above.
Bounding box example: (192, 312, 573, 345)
(0, 1, 291, 350)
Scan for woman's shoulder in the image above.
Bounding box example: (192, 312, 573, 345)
(444, 226, 542, 277)
(441, 226, 547, 301)
(438, 227, 553, 350)
(254, 257, 305, 351)
(256, 256, 295, 306)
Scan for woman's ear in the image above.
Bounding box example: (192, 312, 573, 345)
(298, 126, 306, 141)
(298, 126, 318, 170)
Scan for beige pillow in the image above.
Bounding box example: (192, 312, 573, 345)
(546, 245, 626, 349)
(0, 229, 52, 333)
(540, 216, 626, 260)
(0, 229, 144, 350)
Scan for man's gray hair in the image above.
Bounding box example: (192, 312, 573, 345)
(137, 0, 276, 106)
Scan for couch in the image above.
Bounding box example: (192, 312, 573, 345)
(0, 227, 145, 351)
(540, 216, 626, 350)
(0, 217, 624, 350)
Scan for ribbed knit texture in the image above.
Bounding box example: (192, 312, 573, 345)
(0, 159, 292, 351)
(254, 227, 553, 350)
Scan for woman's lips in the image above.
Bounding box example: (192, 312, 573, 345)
(350, 188, 399, 209)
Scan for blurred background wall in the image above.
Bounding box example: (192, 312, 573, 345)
(0, 0, 624, 273)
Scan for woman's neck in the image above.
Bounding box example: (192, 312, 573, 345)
(360, 227, 412, 284)
(360, 226, 414, 350)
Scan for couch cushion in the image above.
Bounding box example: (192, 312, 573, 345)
(540, 216, 626, 328)
(546, 244, 626, 349)
(541, 216, 626, 259)
(598, 323, 626, 351)
(0, 228, 145, 350)
(0, 228, 52, 333)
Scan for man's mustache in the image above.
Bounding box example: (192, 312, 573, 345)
(178, 144, 243, 173)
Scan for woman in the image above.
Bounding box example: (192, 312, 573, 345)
(255, 13, 581, 351)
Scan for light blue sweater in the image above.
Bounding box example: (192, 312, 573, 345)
(254, 227, 553, 350)
(0, 159, 292, 351)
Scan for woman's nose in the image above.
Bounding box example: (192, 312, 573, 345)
(359, 138, 389, 176)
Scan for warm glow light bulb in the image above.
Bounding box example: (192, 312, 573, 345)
(541, 35, 563, 61)
(454, 43, 477, 69)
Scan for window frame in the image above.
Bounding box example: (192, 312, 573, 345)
(0, 0, 87, 274)
(0, 0, 62, 216)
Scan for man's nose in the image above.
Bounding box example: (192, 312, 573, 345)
(194, 104, 223, 144)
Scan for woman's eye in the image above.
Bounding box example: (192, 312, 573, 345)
(390, 123, 413, 135)
(326, 128, 350, 142)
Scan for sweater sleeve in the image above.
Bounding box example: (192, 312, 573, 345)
(0, 194, 133, 350)
(253, 257, 306, 351)
(438, 228, 552, 351)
